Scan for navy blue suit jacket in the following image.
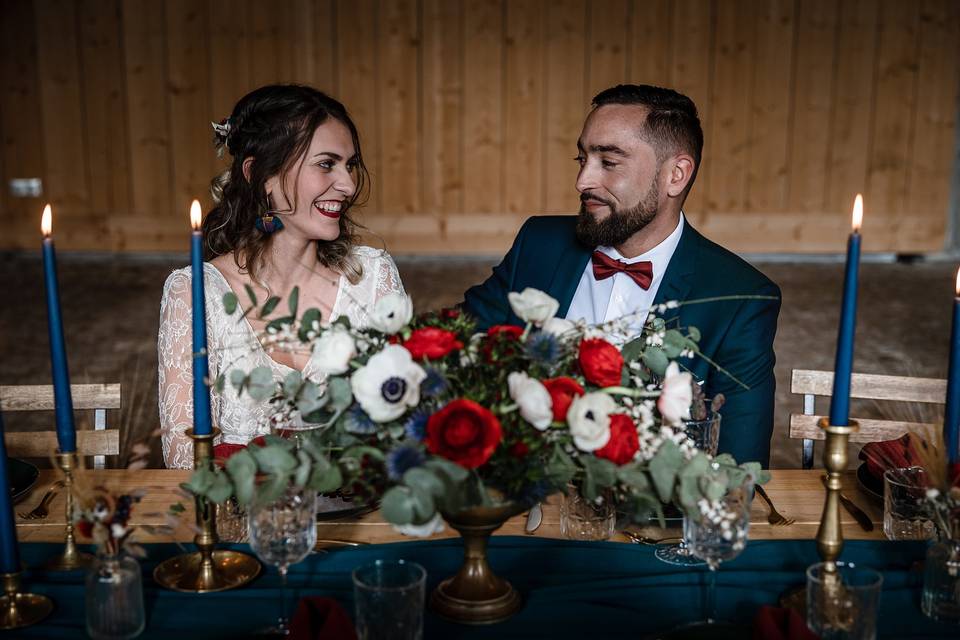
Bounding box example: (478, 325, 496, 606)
(463, 216, 781, 467)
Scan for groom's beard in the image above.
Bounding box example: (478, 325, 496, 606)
(575, 178, 660, 248)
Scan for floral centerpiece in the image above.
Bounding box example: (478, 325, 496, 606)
(186, 285, 768, 535)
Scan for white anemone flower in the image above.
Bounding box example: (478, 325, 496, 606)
(541, 316, 575, 338)
(369, 293, 413, 335)
(507, 371, 553, 430)
(308, 326, 356, 375)
(658, 362, 693, 425)
(507, 288, 560, 326)
(351, 345, 426, 422)
(566, 391, 616, 451)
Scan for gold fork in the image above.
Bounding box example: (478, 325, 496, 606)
(755, 485, 795, 526)
(16, 480, 65, 520)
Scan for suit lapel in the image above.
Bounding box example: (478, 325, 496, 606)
(653, 223, 699, 326)
(548, 243, 592, 318)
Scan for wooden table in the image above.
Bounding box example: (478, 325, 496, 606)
(14, 469, 885, 544)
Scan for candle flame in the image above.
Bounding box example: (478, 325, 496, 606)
(41, 204, 52, 237)
(190, 200, 202, 230)
(851, 194, 863, 232)
(955, 266, 960, 296)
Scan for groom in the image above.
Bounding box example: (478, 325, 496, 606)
(463, 84, 781, 467)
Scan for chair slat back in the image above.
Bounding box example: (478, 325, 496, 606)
(789, 369, 944, 468)
(0, 384, 122, 462)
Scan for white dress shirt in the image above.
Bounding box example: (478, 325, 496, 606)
(565, 213, 685, 332)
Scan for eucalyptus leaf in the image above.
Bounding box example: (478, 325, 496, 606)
(620, 337, 645, 363)
(298, 308, 322, 341)
(293, 450, 312, 487)
(247, 366, 276, 401)
(649, 440, 682, 502)
(222, 292, 238, 315)
(225, 449, 257, 506)
(333, 316, 351, 330)
(251, 445, 298, 475)
(424, 458, 470, 484)
(662, 329, 687, 358)
(244, 283, 258, 306)
(615, 463, 650, 489)
(288, 286, 299, 316)
(580, 455, 617, 487)
(206, 470, 234, 504)
(327, 377, 353, 411)
(266, 315, 295, 332)
(258, 473, 289, 506)
(641, 347, 669, 377)
(403, 467, 445, 498)
(408, 486, 436, 520)
(184, 466, 215, 495)
(381, 486, 416, 524)
(260, 295, 281, 318)
(687, 326, 701, 342)
(283, 371, 303, 397)
(307, 459, 342, 493)
(229, 369, 247, 392)
(214, 373, 226, 393)
(544, 445, 577, 486)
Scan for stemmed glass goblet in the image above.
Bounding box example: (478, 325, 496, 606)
(684, 474, 754, 627)
(248, 487, 318, 636)
(654, 413, 721, 566)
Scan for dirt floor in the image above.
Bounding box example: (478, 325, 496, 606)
(1, 251, 955, 470)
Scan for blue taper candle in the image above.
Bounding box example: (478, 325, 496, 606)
(190, 200, 212, 436)
(828, 195, 864, 427)
(0, 404, 22, 573)
(943, 269, 960, 465)
(41, 205, 76, 453)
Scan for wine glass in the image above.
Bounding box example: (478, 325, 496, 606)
(248, 487, 318, 635)
(683, 474, 754, 626)
(654, 412, 721, 566)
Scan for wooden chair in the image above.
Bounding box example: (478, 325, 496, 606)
(0, 383, 122, 469)
(790, 369, 945, 469)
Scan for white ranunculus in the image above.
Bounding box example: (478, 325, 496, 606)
(507, 288, 560, 326)
(507, 371, 553, 431)
(393, 512, 445, 538)
(566, 391, 616, 451)
(541, 316, 575, 338)
(369, 293, 413, 335)
(658, 362, 693, 425)
(309, 326, 356, 375)
(350, 345, 426, 422)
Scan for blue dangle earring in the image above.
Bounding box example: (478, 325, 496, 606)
(254, 212, 284, 234)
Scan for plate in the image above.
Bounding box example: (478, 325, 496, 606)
(8, 457, 39, 504)
(856, 463, 883, 503)
(315, 495, 377, 522)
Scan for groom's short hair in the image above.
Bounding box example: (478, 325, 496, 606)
(592, 84, 703, 190)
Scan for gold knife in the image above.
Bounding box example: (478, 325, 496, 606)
(839, 493, 874, 532)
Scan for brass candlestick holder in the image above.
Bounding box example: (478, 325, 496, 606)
(45, 451, 94, 571)
(0, 572, 53, 630)
(815, 417, 859, 572)
(154, 428, 260, 592)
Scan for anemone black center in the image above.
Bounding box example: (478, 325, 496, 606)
(381, 377, 407, 403)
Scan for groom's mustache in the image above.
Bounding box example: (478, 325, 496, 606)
(580, 193, 614, 210)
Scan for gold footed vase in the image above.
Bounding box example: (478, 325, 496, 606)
(430, 502, 526, 625)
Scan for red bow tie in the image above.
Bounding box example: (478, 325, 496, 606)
(591, 251, 654, 290)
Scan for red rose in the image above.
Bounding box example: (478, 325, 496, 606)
(425, 399, 503, 468)
(403, 327, 464, 360)
(542, 377, 585, 422)
(77, 520, 94, 539)
(578, 338, 624, 387)
(595, 414, 640, 465)
(483, 324, 525, 362)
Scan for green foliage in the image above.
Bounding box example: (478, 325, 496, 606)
(223, 292, 238, 315)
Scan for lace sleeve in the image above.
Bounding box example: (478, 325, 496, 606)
(373, 251, 405, 302)
(157, 270, 196, 469)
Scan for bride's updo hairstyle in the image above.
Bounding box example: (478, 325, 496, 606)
(203, 84, 369, 284)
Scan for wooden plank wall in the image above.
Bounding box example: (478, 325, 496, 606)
(1, 0, 958, 255)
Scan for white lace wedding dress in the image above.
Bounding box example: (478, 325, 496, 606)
(158, 246, 405, 469)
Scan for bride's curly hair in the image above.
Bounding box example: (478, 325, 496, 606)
(204, 84, 369, 284)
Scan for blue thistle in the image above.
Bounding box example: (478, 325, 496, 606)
(344, 405, 378, 435)
(403, 408, 430, 441)
(420, 366, 448, 398)
(385, 445, 426, 481)
(524, 331, 561, 366)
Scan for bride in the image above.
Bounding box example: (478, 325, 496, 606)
(158, 85, 405, 469)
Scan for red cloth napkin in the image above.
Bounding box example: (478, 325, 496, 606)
(753, 605, 819, 640)
(858, 433, 924, 481)
(288, 597, 357, 640)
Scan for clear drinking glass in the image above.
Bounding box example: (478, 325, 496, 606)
(248, 487, 318, 635)
(683, 474, 753, 624)
(655, 413, 722, 566)
(85, 552, 146, 639)
(921, 538, 960, 622)
(883, 467, 935, 540)
(559, 490, 616, 540)
(353, 559, 426, 640)
(807, 561, 883, 640)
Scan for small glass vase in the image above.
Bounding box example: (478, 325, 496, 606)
(922, 538, 960, 623)
(85, 552, 145, 639)
(559, 489, 616, 541)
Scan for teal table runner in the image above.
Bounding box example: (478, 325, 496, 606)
(11, 538, 954, 638)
